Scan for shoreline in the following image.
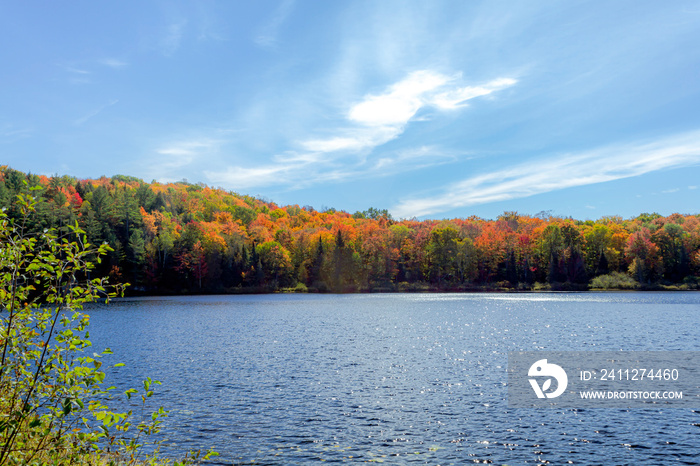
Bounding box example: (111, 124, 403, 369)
(119, 284, 700, 298)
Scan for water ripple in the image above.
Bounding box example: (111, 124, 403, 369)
(86, 292, 700, 464)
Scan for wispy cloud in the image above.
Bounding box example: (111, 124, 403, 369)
(205, 70, 514, 191)
(299, 71, 516, 156)
(347, 71, 451, 126)
(100, 58, 128, 68)
(74, 99, 119, 126)
(392, 130, 700, 218)
(255, 0, 294, 48)
(372, 145, 462, 171)
(64, 66, 90, 75)
(205, 165, 292, 190)
(431, 78, 518, 110)
(148, 138, 222, 183)
(206, 145, 462, 190)
(300, 126, 402, 153)
(307, 146, 462, 185)
(160, 21, 187, 56)
(156, 139, 220, 168)
(58, 63, 91, 84)
(0, 124, 32, 143)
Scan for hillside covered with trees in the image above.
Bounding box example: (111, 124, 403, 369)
(1, 166, 699, 293)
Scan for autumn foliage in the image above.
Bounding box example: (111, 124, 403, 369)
(1, 167, 699, 293)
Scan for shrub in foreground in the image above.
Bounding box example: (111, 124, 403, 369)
(0, 192, 215, 465)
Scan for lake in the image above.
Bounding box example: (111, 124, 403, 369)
(86, 292, 700, 464)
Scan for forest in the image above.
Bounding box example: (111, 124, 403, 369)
(1, 166, 698, 294)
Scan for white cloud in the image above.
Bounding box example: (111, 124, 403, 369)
(431, 78, 518, 110)
(348, 71, 451, 126)
(661, 188, 680, 194)
(155, 139, 220, 168)
(205, 71, 514, 192)
(206, 145, 461, 191)
(205, 165, 291, 190)
(100, 58, 128, 68)
(302, 137, 367, 152)
(301, 126, 402, 153)
(65, 66, 90, 75)
(299, 70, 516, 154)
(144, 138, 223, 184)
(346, 73, 517, 126)
(392, 130, 700, 218)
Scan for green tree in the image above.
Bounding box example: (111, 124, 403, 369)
(539, 224, 565, 283)
(653, 223, 689, 282)
(584, 224, 612, 275)
(256, 241, 294, 288)
(307, 237, 326, 289)
(426, 226, 475, 284)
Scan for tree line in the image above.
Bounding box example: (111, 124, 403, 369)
(1, 166, 698, 293)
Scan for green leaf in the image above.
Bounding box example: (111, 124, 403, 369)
(63, 399, 72, 416)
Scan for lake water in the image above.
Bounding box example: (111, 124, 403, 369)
(86, 293, 700, 464)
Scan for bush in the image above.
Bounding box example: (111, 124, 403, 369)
(682, 276, 700, 288)
(532, 282, 551, 291)
(294, 282, 308, 293)
(280, 282, 308, 293)
(590, 272, 639, 290)
(0, 193, 213, 465)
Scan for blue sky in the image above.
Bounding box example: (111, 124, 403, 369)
(2, 1, 700, 220)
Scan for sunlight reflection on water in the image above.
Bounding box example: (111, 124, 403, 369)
(86, 292, 700, 464)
